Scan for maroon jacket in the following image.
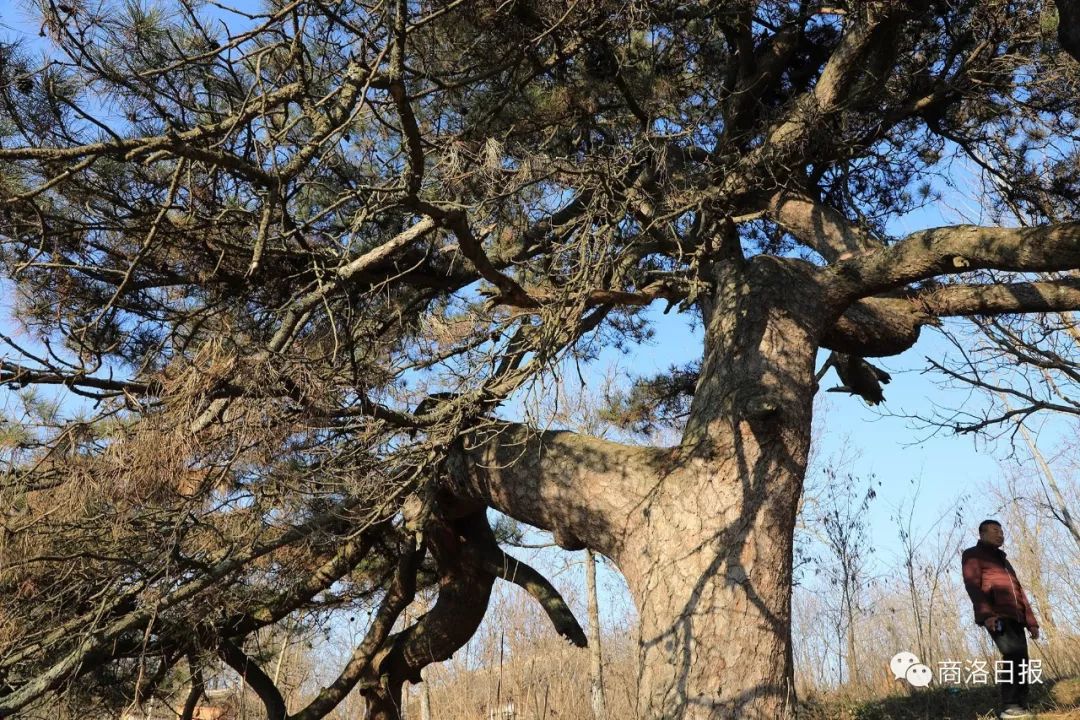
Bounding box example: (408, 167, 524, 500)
(961, 540, 1039, 629)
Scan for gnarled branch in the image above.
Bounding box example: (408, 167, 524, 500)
(822, 277, 1080, 358)
(764, 190, 883, 263)
(218, 640, 286, 720)
(478, 545, 587, 647)
(828, 222, 1080, 300)
(451, 421, 666, 559)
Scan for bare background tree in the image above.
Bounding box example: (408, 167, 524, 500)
(809, 467, 876, 686)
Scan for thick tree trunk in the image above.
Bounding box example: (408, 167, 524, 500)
(460, 257, 827, 720)
(615, 258, 822, 719)
(624, 258, 821, 719)
(621, 452, 805, 719)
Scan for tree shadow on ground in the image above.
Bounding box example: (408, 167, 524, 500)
(800, 677, 1080, 720)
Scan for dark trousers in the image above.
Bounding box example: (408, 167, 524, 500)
(991, 618, 1030, 708)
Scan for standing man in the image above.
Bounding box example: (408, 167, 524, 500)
(962, 519, 1041, 719)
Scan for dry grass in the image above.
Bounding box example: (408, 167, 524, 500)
(395, 604, 1080, 720)
(801, 677, 1080, 719)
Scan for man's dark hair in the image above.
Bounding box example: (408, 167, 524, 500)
(979, 519, 1002, 533)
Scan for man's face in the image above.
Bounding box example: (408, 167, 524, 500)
(980, 523, 1005, 547)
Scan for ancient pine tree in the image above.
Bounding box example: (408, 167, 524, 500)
(2, 1, 1080, 719)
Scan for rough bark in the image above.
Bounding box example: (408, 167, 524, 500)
(823, 277, 1080, 358)
(6, 4, 1080, 720)
(441, 217, 1080, 718)
(455, 256, 828, 720)
(363, 512, 497, 720)
(830, 222, 1080, 299)
(418, 671, 432, 720)
(764, 190, 883, 263)
(625, 258, 823, 719)
(453, 422, 666, 558)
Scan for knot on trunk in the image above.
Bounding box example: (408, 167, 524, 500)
(744, 393, 781, 419)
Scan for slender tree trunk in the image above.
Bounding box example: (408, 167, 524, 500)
(844, 588, 859, 686)
(585, 549, 607, 720)
(905, 554, 927, 664)
(1015, 410, 1080, 552)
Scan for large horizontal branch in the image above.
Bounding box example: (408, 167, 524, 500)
(460, 276, 915, 357)
(482, 278, 686, 311)
(449, 421, 666, 559)
(1, 52, 394, 201)
(914, 277, 1080, 318)
(822, 277, 1080, 357)
(827, 221, 1080, 300)
(467, 267, 1080, 360)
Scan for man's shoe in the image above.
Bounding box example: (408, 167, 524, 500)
(1000, 707, 1033, 718)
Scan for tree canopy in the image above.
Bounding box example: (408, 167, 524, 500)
(2, 1, 1080, 718)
